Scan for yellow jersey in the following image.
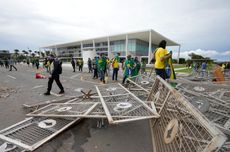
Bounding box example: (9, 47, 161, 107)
(154, 48, 169, 69)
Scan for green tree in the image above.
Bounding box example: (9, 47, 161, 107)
(188, 53, 204, 60)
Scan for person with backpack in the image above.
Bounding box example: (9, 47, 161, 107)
(154, 40, 172, 80)
(44, 55, 64, 95)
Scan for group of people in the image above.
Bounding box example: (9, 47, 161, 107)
(71, 58, 84, 72)
(0, 58, 18, 71)
(70, 53, 143, 84)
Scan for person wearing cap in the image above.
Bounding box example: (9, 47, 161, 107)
(154, 40, 172, 80)
(44, 55, 64, 95)
(122, 55, 134, 84)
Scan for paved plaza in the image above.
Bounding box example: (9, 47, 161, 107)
(0, 64, 153, 152)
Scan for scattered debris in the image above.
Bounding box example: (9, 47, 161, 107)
(0, 117, 80, 151)
(0, 86, 15, 98)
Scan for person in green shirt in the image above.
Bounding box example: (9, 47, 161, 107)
(122, 55, 134, 84)
(133, 57, 141, 76)
(98, 53, 107, 83)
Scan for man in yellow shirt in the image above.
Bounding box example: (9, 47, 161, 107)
(154, 40, 172, 80)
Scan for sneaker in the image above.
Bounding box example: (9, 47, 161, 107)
(44, 92, 51, 95)
(59, 90, 65, 94)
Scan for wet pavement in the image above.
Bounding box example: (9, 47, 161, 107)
(0, 64, 153, 152)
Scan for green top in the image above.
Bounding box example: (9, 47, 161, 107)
(133, 60, 141, 76)
(98, 56, 107, 71)
(124, 59, 134, 76)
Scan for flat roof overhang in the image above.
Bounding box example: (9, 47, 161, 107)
(41, 29, 180, 49)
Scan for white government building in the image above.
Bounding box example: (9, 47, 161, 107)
(40, 29, 180, 64)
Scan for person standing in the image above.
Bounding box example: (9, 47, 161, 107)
(112, 53, 120, 81)
(201, 61, 207, 77)
(44, 55, 64, 95)
(26, 58, 30, 67)
(92, 57, 98, 79)
(133, 57, 141, 76)
(122, 55, 134, 84)
(71, 58, 76, 72)
(154, 40, 171, 80)
(4, 59, 9, 69)
(98, 54, 106, 83)
(9, 58, 17, 71)
(78, 59, 83, 72)
(88, 58, 92, 73)
(35, 59, 39, 69)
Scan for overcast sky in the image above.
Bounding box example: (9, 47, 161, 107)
(0, 0, 229, 61)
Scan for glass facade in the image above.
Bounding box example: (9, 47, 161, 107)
(55, 39, 156, 59)
(110, 40, 126, 56)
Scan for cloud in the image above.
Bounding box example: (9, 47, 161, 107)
(173, 49, 230, 61)
(0, 0, 229, 61)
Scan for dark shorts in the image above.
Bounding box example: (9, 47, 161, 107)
(155, 68, 166, 80)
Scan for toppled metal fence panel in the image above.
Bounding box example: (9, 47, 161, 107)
(96, 83, 129, 96)
(126, 74, 154, 100)
(0, 117, 79, 151)
(96, 83, 159, 124)
(0, 139, 25, 152)
(27, 102, 100, 118)
(148, 76, 227, 152)
(179, 89, 230, 135)
(127, 74, 155, 90)
(22, 96, 79, 108)
(219, 141, 230, 152)
(174, 78, 230, 104)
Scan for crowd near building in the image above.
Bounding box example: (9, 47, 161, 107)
(40, 29, 180, 65)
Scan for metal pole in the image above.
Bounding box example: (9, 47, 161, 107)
(177, 45, 181, 63)
(125, 34, 128, 58)
(148, 30, 152, 64)
(107, 37, 110, 59)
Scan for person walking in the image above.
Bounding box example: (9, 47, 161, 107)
(98, 54, 106, 84)
(112, 53, 120, 81)
(9, 58, 17, 71)
(88, 58, 92, 73)
(154, 40, 171, 80)
(71, 58, 76, 72)
(122, 55, 134, 84)
(44, 55, 64, 95)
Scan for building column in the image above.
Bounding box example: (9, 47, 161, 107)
(125, 34, 128, 58)
(177, 45, 181, 63)
(55, 45, 58, 57)
(107, 37, 111, 59)
(148, 30, 152, 64)
(93, 40, 95, 52)
(80, 42, 83, 58)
